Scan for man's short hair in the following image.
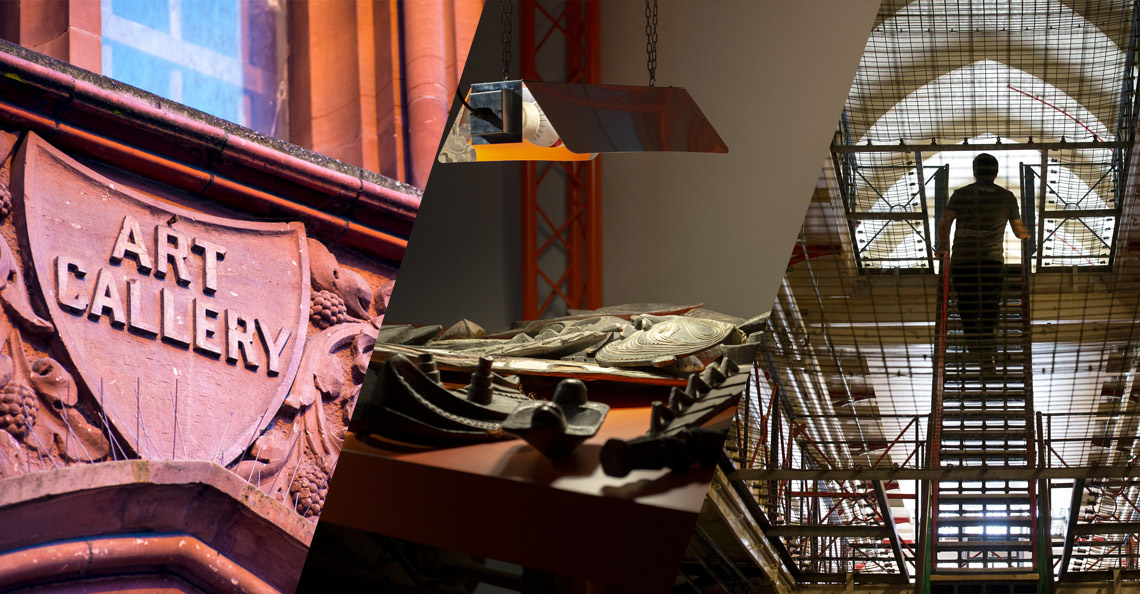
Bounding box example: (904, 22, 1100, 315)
(973, 153, 999, 177)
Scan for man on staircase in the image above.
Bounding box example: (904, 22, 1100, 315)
(935, 153, 1032, 374)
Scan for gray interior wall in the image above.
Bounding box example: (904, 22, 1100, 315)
(597, 0, 880, 318)
(385, 0, 880, 330)
(383, 4, 523, 331)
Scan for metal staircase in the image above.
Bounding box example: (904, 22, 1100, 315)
(923, 243, 1040, 594)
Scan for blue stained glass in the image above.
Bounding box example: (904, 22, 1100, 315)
(181, 0, 239, 58)
(112, 0, 170, 33)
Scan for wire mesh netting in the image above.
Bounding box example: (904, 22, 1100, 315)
(729, 158, 1140, 576)
(847, 0, 1134, 146)
(1032, 148, 1119, 268)
(837, 0, 1137, 272)
(714, 0, 1140, 582)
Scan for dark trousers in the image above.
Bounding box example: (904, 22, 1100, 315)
(950, 260, 1004, 354)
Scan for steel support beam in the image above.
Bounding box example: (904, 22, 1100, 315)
(1041, 209, 1121, 218)
(1072, 522, 1140, 536)
(706, 468, 799, 593)
(872, 480, 910, 580)
(795, 573, 910, 585)
(766, 525, 891, 538)
(1060, 570, 1140, 582)
(832, 141, 1128, 154)
(733, 466, 1140, 481)
(519, 0, 601, 320)
(914, 150, 935, 270)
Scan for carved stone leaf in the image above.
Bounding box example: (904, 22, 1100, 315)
(313, 357, 343, 402)
(0, 354, 12, 391)
(48, 409, 109, 463)
(375, 279, 394, 315)
(342, 384, 362, 427)
(286, 322, 377, 411)
(0, 428, 22, 477)
(250, 424, 294, 465)
(0, 238, 52, 335)
(231, 420, 301, 490)
(351, 330, 377, 383)
(0, 232, 11, 293)
(29, 358, 77, 408)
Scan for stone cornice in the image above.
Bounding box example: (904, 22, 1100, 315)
(0, 39, 420, 264)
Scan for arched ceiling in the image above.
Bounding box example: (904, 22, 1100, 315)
(847, 0, 1134, 145)
(856, 60, 1113, 145)
(836, 0, 1133, 270)
(872, 0, 1134, 49)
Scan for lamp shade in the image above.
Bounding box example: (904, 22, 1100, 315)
(438, 80, 727, 163)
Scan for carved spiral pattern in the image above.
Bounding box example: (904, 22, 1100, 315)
(310, 290, 348, 330)
(595, 317, 733, 366)
(290, 460, 329, 518)
(0, 383, 36, 439)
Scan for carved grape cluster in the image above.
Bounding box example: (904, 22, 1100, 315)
(0, 183, 10, 220)
(0, 383, 36, 439)
(310, 290, 348, 330)
(290, 460, 329, 517)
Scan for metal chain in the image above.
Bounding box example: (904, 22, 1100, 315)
(645, 0, 658, 86)
(501, 0, 513, 80)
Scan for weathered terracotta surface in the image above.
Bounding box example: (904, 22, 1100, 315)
(0, 129, 390, 528)
(0, 460, 310, 593)
(0, 41, 421, 263)
(10, 575, 205, 593)
(287, 0, 482, 186)
(16, 133, 310, 465)
(0, 0, 101, 74)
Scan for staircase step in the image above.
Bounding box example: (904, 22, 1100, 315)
(935, 540, 1034, 551)
(928, 571, 1039, 579)
(937, 449, 1029, 458)
(941, 438, 1030, 445)
(940, 410, 1030, 418)
(936, 493, 1033, 503)
(933, 263, 1035, 578)
(936, 517, 1034, 526)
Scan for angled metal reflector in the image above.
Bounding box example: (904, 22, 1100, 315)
(437, 80, 727, 163)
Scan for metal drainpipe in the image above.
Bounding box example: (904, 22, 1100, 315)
(402, 0, 451, 188)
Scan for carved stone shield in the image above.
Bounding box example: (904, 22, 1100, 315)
(14, 133, 309, 465)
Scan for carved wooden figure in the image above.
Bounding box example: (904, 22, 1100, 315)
(351, 353, 532, 447)
(600, 357, 750, 477)
(501, 378, 609, 458)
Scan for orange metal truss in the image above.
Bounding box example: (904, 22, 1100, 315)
(519, 0, 602, 320)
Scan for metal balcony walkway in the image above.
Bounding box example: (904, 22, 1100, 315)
(923, 246, 1042, 594)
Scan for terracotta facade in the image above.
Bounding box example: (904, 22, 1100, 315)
(0, 18, 428, 590)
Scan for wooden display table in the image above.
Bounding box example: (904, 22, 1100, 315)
(319, 407, 714, 594)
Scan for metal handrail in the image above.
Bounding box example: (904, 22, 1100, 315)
(918, 250, 951, 594)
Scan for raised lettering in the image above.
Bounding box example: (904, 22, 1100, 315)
(88, 267, 126, 327)
(109, 215, 153, 273)
(257, 320, 291, 376)
(225, 309, 261, 370)
(155, 227, 191, 286)
(160, 287, 192, 348)
(192, 238, 226, 294)
(55, 256, 88, 314)
(193, 298, 223, 357)
(126, 278, 159, 338)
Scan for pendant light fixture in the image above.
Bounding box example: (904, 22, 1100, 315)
(438, 0, 727, 163)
